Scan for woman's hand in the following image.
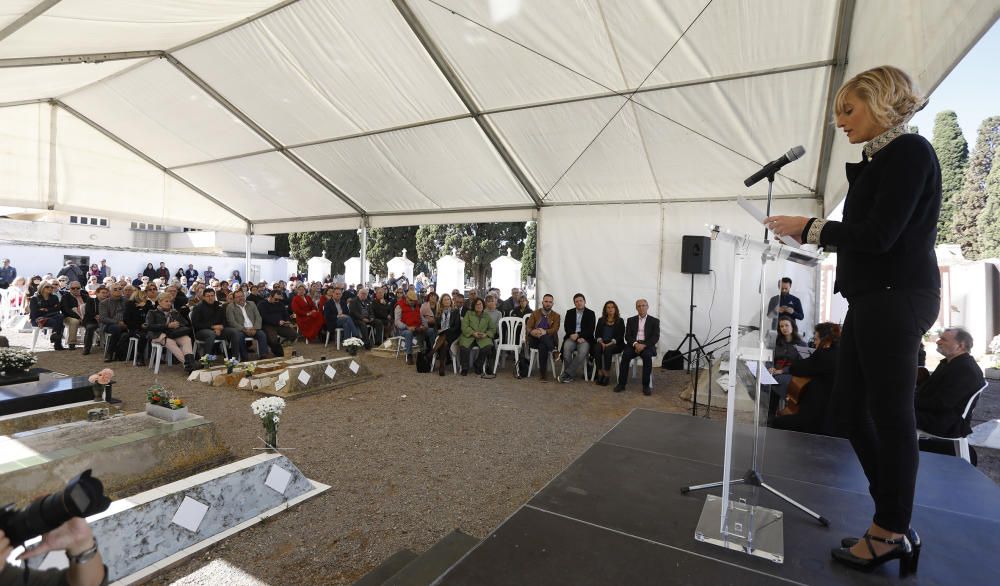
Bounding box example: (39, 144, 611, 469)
(763, 215, 810, 243)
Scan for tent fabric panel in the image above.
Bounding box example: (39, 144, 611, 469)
(368, 207, 534, 229)
(52, 108, 245, 231)
(622, 0, 838, 87)
(175, 0, 466, 145)
(410, 0, 627, 109)
(0, 0, 282, 59)
(633, 66, 829, 199)
(0, 2, 41, 32)
(537, 204, 662, 334)
(0, 102, 49, 209)
(63, 59, 270, 168)
(0, 60, 141, 104)
(174, 152, 357, 221)
(293, 118, 533, 213)
(821, 0, 1000, 213)
(254, 217, 362, 235)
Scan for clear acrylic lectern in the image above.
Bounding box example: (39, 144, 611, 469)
(688, 226, 824, 563)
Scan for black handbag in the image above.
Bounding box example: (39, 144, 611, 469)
(167, 326, 192, 339)
(415, 350, 431, 373)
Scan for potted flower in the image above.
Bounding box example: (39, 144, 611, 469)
(0, 347, 36, 379)
(243, 362, 257, 379)
(225, 357, 239, 374)
(87, 368, 115, 402)
(198, 354, 217, 369)
(342, 337, 364, 356)
(145, 384, 188, 421)
(251, 396, 286, 449)
(987, 335, 1000, 381)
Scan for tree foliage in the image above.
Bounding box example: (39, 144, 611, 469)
(366, 226, 419, 277)
(930, 111, 969, 244)
(414, 222, 530, 288)
(287, 230, 359, 276)
(521, 220, 536, 282)
(976, 159, 1000, 258)
(951, 116, 1000, 258)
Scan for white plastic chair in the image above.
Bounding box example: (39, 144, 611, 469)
(430, 343, 460, 374)
(493, 317, 524, 374)
(149, 341, 174, 375)
(917, 382, 989, 463)
(324, 328, 343, 349)
(193, 338, 230, 360)
(612, 354, 654, 387)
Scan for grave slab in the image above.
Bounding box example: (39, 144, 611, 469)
(248, 356, 375, 398)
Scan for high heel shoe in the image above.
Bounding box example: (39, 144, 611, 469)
(841, 527, 920, 553)
(831, 533, 917, 577)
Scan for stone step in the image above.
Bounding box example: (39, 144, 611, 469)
(382, 529, 479, 586)
(352, 549, 418, 586)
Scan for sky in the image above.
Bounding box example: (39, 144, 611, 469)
(911, 20, 1000, 147)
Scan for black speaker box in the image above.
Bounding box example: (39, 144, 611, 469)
(681, 235, 711, 275)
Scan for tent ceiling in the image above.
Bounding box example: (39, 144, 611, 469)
(0, 0, 997, 232)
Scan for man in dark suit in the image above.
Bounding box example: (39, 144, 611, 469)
(81, 286, 108, 355)
(916, 327, 985, 438)
(558, 293, 596, 383)
(615, 299, 660, 395)
(766, 277, 804, 330)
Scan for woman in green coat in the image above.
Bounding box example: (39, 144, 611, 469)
(459, 298, 496, 376)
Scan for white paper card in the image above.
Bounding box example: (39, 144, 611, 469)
(349, 361, 360, 374)
(188, 370, 199, 381)
(278, 371, 289, 383)
(275, 378, 287, 391)
(297, 370, 311, 385)
(743, 360, 779, 385)
(325, 365, 336, 379)
(265, 464, 293, 494)
(737, 195, 801, 248)
(171, 496, 209, 532)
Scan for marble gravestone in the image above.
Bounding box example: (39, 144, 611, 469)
(191, 355, 307, 384)
(246, 357, 375, 398)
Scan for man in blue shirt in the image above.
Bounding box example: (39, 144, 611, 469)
(0, 258, 15, 286)
(767, 277, 804, 330)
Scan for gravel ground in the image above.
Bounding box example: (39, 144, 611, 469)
(9, 330, 998, 585)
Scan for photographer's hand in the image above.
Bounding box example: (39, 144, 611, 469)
(1, 529, 11, 571)
(18, 518, 105, 586)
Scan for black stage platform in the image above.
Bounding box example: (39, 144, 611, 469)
(435, 409, 1000, 585)
(0, 375, 95, 416)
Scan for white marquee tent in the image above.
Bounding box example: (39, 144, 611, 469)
(1, 0, 997, 348)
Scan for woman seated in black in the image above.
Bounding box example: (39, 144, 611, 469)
(766, 316, 808, 416)
(509, 295, 532, 319)
(591, 300, 625, 386)
(123, 289, 154, 366)
(772, 322, 841, 436)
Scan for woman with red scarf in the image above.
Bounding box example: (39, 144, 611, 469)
(291, 284, 323, 342)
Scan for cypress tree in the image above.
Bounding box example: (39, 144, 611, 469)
(521, 220, 537, 282)
(976, 157, 1000, 258)
(951, 116, 1000, 258)
(930, 111, 969, 244)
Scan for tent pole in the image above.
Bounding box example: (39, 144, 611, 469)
(360, 221, 369, 286)
(245, 223, 253, 284)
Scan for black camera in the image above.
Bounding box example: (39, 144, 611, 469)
(0, 469, 111, 547)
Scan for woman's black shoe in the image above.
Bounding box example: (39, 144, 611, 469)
(461, 368, 468, 376)
(831, 533, 917, 577)
(842, 528, 920, 552)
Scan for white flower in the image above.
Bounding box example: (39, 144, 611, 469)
(989, 334, 1000, 355)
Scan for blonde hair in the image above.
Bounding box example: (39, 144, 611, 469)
(834, 66, 924, 129)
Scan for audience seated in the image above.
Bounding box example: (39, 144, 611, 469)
(258, 289, 297, 357)
(591, 300, 625, 386)
(371, 287, 393, 343)
(526, 294, 561, 382)
(459, 298, 496, 375)
(59, 281, 89, 350)
(916, 327, 986, 440)
(500, 288, 520, 315)
(509, 294, 531, 319)
(766, 316, 808, 416)
(615, 299, 660, 396)
(191, 288, 239, 359)
(349, 287, 382, 346)
(29, 282, 65, 350)
(432, 293, 462, 376)
(395, 290, 430, 364)
(225, 289, 273, 361)
(123, 289, 154, 366)
(291, 284, 324, 342)
(80, 285, 107, 355)
(98, 284, 128, 361)
(559, 293, 596, 384)
(772, 322, 841, 435)
(323, 286, 363, 346)
(145, 293, 195, 372)
(484, 295, 503, 340)
(421, 291, 439, 337)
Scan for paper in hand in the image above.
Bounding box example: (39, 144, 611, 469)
(737, 196, 802, 248)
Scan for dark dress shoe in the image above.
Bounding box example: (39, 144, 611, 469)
(842, 528, 921, 551)
(405, 354, 413, 365)
(643, 387, 652, 396)
(831, 533, 917, 577)
(69, 344, 76, 350)
(82, 349, 91, 355)
(461, 368, 468, 376)
(613, 384, 625, 392)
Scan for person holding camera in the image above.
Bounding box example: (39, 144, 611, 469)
(1, 517, 106, 585)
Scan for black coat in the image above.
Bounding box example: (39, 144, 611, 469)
(776, 344, 839, 435)
(82, 296, 101, 326)
(124, 300, 154, 333)
(563, 307, 597, 343)
(142, 267, 158, 280)
(624, 314, 660, 351)
(190, 301, 226, 331)
(29, 294, 61, 320)
(816, 134, 941, 299)
(916, 353, 985, 437)
(60, 290, 90, 320)
(593, 317, 626, 348)
(145, 307, 191, 340)
(436, 308, 463, 344)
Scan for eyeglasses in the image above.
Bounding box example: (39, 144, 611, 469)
(70, 287, 80, 290)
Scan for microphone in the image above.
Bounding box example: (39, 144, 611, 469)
(743, 146, 806, 187)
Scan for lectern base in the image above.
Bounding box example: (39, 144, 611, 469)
(694, 494, 784, 563)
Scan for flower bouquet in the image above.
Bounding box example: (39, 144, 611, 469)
(87, 368, 115, 402)
(243, 361, 257, 378)
(988, 335, 1000, 379)
(198, 354, 217, 369)
(0, 347, 36, 376)
(342, 337, 365, 355)
(225, 357, 239, 374)
(146, 384, 188, 421)
(251, 396, 286, 449)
